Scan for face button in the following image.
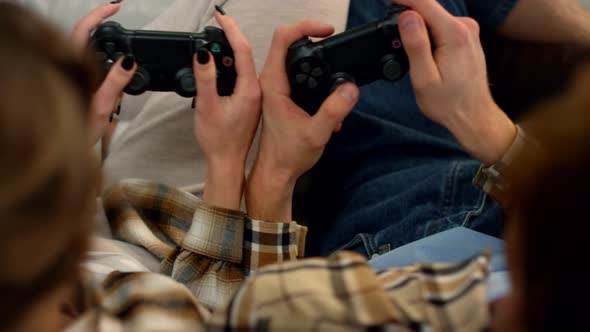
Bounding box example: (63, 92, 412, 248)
(392, 38, 402, 49)
(210, 43, 223, 54)
(222, 56, 234, 67)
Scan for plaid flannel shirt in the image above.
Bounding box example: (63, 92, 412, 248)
(67, 179, 491, 332)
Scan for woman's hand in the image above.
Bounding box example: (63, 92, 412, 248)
(246, 21, 360, 223)
(71, 2, 136, 146)
(395, 0, 516, 165)
(192, 13, 262, 210)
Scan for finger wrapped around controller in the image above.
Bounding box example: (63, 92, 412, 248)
(192, 49, 221, 111)
(394, 0, 461, 46)
(93, 56, 136, 118)
(398, 10, 440, 88)
(88, 55, 136, 144)
(71, 2, 122, 54)
(215, 13, 258, 98)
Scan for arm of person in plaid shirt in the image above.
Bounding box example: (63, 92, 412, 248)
(97, 13, 309, 311)
(102, 179, 307, 310)
(104, 14, 306, 308)
(82, 12, 309, 325)
(73, 247, 491, 331)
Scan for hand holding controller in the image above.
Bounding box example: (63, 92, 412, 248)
(287, 5, 410, 114)
(94, 22, 237, 97)
(70, 2, 137, 146)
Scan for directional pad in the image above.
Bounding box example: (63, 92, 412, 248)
(104, 42, 117, 55)
(295, 74, 308, 84)
(293, 60, 327, 90)
(311, 67, 324, 77)
(307, 77, 319, 89)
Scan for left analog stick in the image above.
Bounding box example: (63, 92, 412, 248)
(125, 67, 150, 95)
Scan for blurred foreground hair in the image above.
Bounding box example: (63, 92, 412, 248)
(506, 63, 590, 332)
(0, 3, 100, 329)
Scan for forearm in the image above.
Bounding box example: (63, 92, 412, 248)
(499, 0, 590, 46)
(245, 161, 296, 224)
(203, 161, 245, 210)
(443, 102, 517, 166)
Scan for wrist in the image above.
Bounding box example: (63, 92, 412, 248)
(443, 102, 517, 165)
(246, 160, 297, 223)
(203, 161, 245, 210)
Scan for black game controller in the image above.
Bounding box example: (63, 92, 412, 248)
(287, 5, 410, 114)
(94, 22, 237, 97)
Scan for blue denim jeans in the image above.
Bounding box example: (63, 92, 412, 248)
(304, 0, 516, 257)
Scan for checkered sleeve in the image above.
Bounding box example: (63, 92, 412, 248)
(243, 217, 308, 271)
(96, 180, 489, 331)
(181, 204, 246, 264)
(102, 179, 307, 310)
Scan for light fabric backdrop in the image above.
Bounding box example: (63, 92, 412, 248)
(20, 0, 169, 30)
(17, 0, 351, 190)
(20, 0, 590, 30)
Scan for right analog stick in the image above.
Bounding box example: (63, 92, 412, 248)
(380, 54, 403, 81)
(175, 68, 197, 97)
(126, 67, 150, 95)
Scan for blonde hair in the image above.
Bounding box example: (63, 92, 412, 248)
(0, 3, 100, 327)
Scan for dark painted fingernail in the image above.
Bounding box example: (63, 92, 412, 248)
(196, 49, 210, 65)
(110, 0, 123, 4)
(191, 98, 195, 109)
(122, 54, 134, 70)
(109, 113, 114, 123)
(116, 103, 122, 115)
(215, 5, 226, 15)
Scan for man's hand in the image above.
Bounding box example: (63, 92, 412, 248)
(71, 3, 136, 146)
(192, 13, 262, 210)
(396, 0, 517, 165)
(247, 21, 360, 223)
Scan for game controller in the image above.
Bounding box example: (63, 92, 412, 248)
(94, 22, 237, 97)
(287, 5, 410, 114)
